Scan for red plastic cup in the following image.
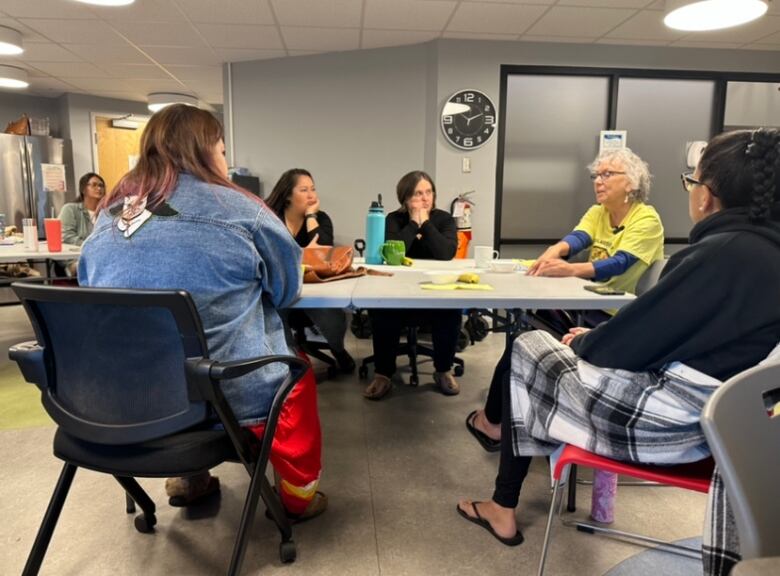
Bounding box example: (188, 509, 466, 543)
(44, 218, 62, 252)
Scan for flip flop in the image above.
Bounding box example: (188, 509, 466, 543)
(465, 410, 501, 453)
(456, 501, 524, 547)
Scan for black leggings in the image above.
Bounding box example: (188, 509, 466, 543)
(491, 367, 533, 508)
(484, 344, 511, 425)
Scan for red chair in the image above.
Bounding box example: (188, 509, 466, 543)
(537, 444, 714, 576)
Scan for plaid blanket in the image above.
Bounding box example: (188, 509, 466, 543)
(508, 330, 739, 575)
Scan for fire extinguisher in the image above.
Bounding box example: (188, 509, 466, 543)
(450, 190, 475, 259)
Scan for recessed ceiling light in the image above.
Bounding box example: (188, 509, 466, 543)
(664, 0, 769, 32)
(72, 0, 136, 6)
(0, 65, 29, 89)
(0, 26, 24, 55)
(147, 92, 199, 113)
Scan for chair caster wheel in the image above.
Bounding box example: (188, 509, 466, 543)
(134, 513, 156, 533)
(409, 375, 419, 386)
(453, 365, 464, 377)
(358, 365, 368, 379)
(280, 540, 297, 563)
(456, 329, 470, 352)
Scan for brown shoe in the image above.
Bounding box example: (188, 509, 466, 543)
(290, 491, 328, 524)
(165, 472, 220, 507)
(363, 374, 392, 400)
(434, 371, 460, 396)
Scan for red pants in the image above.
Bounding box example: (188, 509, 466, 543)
(247, 351, 321, 515)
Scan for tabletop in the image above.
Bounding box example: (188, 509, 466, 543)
(0, 242, 82, 263)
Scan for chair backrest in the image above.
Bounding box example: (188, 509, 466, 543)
(11, 283, 211, 445)
(634, 257, 667, 296)
(701, 362, 780, 559)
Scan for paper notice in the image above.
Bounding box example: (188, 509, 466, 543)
(42, 163, 67, 193)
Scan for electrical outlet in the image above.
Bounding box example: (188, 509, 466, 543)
(462, 157, 471, 173)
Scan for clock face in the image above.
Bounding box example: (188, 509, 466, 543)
(441, 89, 497, 150)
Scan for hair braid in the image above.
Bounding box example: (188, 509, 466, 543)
(746, 128, 779, 223)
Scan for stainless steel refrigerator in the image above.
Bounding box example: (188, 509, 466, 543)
(0, 133, 77, 238)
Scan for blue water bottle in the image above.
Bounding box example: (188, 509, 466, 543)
(365, 195, 385, 265)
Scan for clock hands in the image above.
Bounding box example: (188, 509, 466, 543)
(464, 112, 483, 126)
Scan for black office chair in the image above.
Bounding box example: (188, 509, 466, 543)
(9, 283, 308, 576)
(287, 309, 340, 379)
(358, 323, 465, 386)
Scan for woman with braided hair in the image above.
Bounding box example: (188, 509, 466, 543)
(457, 128, 780, 576)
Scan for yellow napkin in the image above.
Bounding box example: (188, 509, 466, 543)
(514, 259, 535, 269)
(420, 283, 493, 291)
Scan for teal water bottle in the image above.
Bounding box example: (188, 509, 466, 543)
(365, 195, 385, 265)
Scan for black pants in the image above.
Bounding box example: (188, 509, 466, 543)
(369, 308, 461, 377)
(485, 344, 511, 425)
(492, 365, 533, 509)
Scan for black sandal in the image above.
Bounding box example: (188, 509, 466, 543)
(465, 410, 500, 453)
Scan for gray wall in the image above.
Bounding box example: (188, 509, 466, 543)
(0, 92, 60, 137)
(230, 44, 432, 245)
(227, 39, 780, 250)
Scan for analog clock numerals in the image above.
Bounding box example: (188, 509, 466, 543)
(441, 90, 496, 150)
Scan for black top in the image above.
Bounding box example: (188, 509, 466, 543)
(385, 208, 457, 261)
(571, 206, 780, 381)
(292, 211, 334, 247)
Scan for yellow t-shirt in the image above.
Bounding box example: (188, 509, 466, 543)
(574, 202, 664, 296)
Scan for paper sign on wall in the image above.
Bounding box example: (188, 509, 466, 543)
(599, 130, 627, 153)
(128, 155, 139, 170)
(41, 163, 67, 193)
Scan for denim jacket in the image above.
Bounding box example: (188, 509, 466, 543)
(79, 173, 303, 424)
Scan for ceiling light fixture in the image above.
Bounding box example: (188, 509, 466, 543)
(72, 0, 137, 6)
(147, 92, 199, 113)
(0, 65, 29, 89)
(0, 26, 24, 55)
(664, 0, 769, 31)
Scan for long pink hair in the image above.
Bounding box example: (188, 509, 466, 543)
(102, 104, 250, 210)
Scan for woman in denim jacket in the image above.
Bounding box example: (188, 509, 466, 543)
(79, 104, 326, 520)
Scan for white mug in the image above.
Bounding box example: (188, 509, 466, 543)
(474, 245, 499, 268)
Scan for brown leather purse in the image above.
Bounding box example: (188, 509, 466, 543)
(4, 114, 30, 135)
(302, 246, 359, 283)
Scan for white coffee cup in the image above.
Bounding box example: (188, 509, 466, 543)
(474, 245, 499, 268)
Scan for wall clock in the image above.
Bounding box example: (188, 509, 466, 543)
(441, 89, 497, 150)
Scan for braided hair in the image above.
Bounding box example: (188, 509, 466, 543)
(698, 128, 780, 223)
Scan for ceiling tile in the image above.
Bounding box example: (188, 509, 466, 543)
(361, 29, 439, 49)
(165, 65, 222, 84)
(754, 30, 780, 44)
(670, 41, 744, 49)
(18, 19, 126, 45)
(364, 0, 456, 32)
(100, 0, 186, 22)
(66, 43, 151, 64)
(27, 76, 79, 92)
(102, 64, 173, 80)
(596, 37, 670, 46)
(0, 0, 97, 20)
(521, 35, 597, 44)
(743, 43, 780, 51)
(557, 0, 654, 7)
(0, 17, 49, 43)
(111, 21, 207, 48)
(682, 15, 780, 44)
(177, 0, 275, 25)
(214, 47, 287, 61)
(67, 77, 141, 92)
(442, 31, 519, 41)
(12, 43, 83, 63)
(287, 49, 325, 56)
(142, 45, 222, 66)
(119, 78, 187, 93)
(31, 61, 109, 78)
(523, 6, 636, 37)
(271, 0, 363, 28)
(447, 3, 549, 35)
(604, 9, 686, 41)
(463, 0, 555, 4)
(196, 24, 283, 50)
(281, 26, 360, 51)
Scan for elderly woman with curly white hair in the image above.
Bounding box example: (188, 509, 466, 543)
(528, 147, 664, 293)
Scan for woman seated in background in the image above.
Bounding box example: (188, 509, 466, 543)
(364, 170, 461, 400)
(79, 104, 326, 521)
(458, 128, 780, 576)
(266, 168, 356, 374)
(468, 148, 664, 452)
(57, 172, 106, 275)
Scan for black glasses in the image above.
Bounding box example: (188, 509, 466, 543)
(589, 171, 625, 181)
(680, 172, 703, 193)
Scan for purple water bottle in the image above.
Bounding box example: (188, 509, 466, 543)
(590, 470, 617, 523)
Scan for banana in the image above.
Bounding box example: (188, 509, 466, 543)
(458, 272, 480, 284)
(402, 256, 414, 266)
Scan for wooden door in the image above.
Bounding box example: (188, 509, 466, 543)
(95, 116, 147, 195)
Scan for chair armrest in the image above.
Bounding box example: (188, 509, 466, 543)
(8, 341, 47, 390)
(209, 354, 309, 381)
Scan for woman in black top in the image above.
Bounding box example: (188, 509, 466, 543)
(267, 168, 355, 373)
(364, 170, 462, 400)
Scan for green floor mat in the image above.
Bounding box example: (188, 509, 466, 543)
(0, 363, 51, 430)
